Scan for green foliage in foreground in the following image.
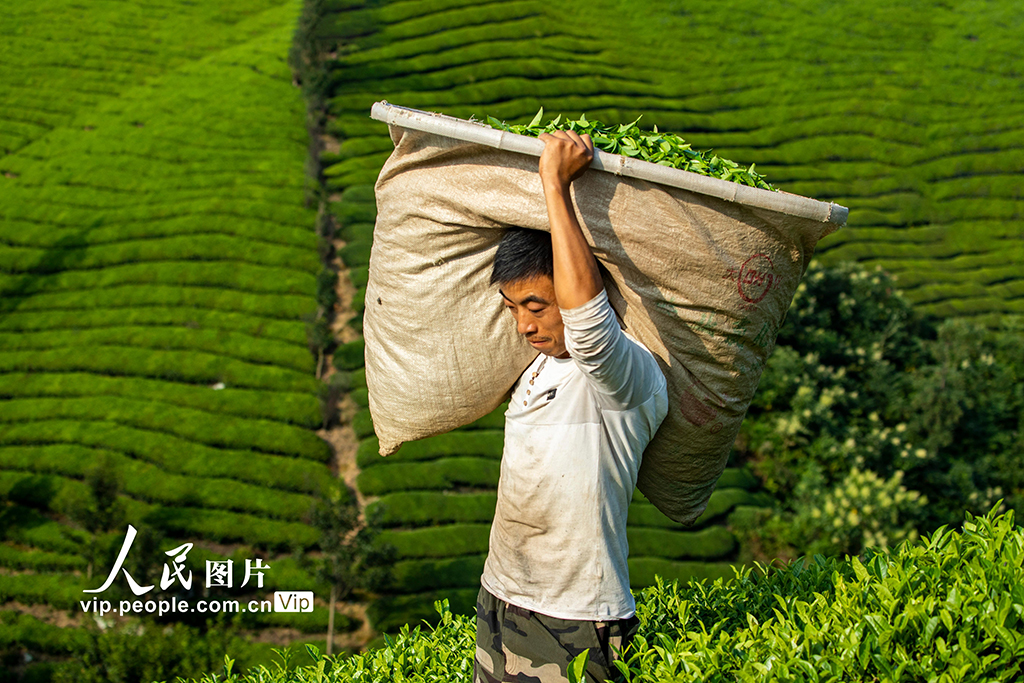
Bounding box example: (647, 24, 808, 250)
(485, 107, 777, 191)
(181, 507, 1023, 683)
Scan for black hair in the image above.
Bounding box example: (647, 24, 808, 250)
(490, 228, 553, 286)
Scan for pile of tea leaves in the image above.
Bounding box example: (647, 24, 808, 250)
(484, 107, 777, 191)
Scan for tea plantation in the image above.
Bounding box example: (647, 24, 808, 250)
(2, 0, 1022, 679)
(0, 0, 349, 669)
(319, 0, 1023, 323)
(312, 0, 1023, 632)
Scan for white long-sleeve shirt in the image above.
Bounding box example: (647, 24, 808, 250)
(480, 288, 669, 620)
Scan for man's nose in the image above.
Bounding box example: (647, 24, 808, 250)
(516, 315, 537, 336)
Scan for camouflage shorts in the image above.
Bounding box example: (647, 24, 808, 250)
(473, 585, 640, 683)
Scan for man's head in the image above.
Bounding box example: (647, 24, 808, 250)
(490, 228, 568, 358)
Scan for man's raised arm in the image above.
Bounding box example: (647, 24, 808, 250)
(538, 130, 601, 310)
(538, 131, 665, 409)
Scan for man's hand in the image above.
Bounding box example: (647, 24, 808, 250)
(538, 130, 602, 311)
(538, 130, 594, 189)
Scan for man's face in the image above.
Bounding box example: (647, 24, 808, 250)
(499, 275, 569, 358)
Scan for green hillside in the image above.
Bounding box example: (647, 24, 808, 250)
(2, 0, 1021, 675)
(0, 0, 349, 669)
(321, 0, 1023, 320)
(310, 0, 1024, 631)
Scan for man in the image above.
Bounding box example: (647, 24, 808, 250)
(474, 129, 670, 683)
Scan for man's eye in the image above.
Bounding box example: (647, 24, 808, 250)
(528, 307, 544, 315)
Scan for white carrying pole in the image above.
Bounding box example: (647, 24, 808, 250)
(370, 101, 848, 226)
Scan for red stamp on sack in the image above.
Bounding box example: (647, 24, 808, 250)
(679, 388, 728, 431)
(724, 253, 777, 304)
(680, 388, 716, 426)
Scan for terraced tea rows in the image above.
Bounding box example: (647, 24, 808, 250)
(0, 0, 342, 645)
(315, 0, 1023, 630)
(324, 0, 1023, 320)
(4, 0, 1019, 655)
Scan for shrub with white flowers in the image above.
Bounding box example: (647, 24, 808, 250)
(791, 466, 926, 556)
(732, 261, 1024, 561)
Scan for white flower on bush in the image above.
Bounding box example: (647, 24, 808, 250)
(968, 487, 1007, 513)
(777, 413, 803, 437)
(795, 467, 926, 556)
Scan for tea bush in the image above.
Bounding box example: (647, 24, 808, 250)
(53, 618, 262, 683)
(9, 441, 329, 494)
(366, 588, 480, 636)
(627, 488, 771, 530)
(0, 544, 84, 572)
(366, 492, 498, 528)
(356, 457, 500, 495)
(0, 372, 319, 427)
(377, 524, 491, 560)
(0, 346, 318, 394)
(0, 395, 323, 454)
(385, 555, 486, 594)
(626, 527, 736, 561)
(179, 507, 1024, 683)
(626, 560, 735, 589)
(0, 309, 307, 350)
(368, 488, 771, 530)
(355, 432, 505, 469)
(0, 326, 313, 374)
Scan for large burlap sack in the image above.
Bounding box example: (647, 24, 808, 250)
(364, 125, 841, 525)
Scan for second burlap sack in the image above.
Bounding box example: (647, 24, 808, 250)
(364, 125, 841, 525)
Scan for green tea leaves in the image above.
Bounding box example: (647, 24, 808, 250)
(484, 110, 777, 191)
(183, 508, 1024, 683)
(567, 649, 590, 683)
(527, 106, 545, 129)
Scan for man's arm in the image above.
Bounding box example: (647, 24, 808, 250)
(539, 131, 666, 409)
(538, 130, 601, 310)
